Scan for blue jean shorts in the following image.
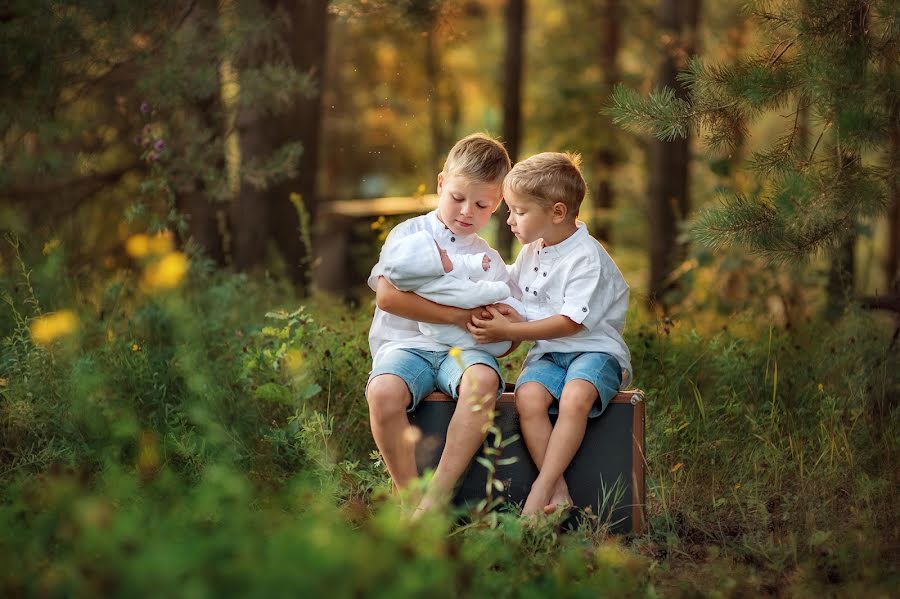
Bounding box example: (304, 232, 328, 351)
(516, 351, 622, 418)
(367, 348, 504, 412)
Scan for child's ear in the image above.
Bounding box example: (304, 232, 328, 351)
(437, 172, 444, 194)
(552, 202, 568, 223)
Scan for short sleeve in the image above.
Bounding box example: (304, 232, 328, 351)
(559, 260, 604, 330)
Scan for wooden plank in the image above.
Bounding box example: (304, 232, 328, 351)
(322, 194, 439, 218)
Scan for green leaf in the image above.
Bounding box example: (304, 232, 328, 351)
(299, 382, 322, 401)
(253, 382, 293, 405)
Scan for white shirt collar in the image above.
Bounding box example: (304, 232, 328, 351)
(426, 210, 478, 248)
(538, 221, 589, 259)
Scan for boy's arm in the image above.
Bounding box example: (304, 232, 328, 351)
(468, 308, 581, 343)
(376, 277, 477, 329)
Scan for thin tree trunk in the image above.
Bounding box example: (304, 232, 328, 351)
(496, 0, 525, 260)
(268, 0, 329, 295)
(826, 1, 867, 319)
(425, 24, 445, 179)
(885, 99, 899, 293)
(647, 0, 700, 308)
(221, 0, 269, 271)
(592, 0, 621, 244)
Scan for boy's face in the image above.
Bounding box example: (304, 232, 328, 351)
(504, 190, 555, 245)
(436, 173, 502, 236)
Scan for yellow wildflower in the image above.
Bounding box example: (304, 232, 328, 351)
(127, 231, 174, 259)
(448, 347, 462, 358)
(670, 462, 684, 474)
(817, 383, 824, 393)
(147, 230, 174, 255)
(283, 348, 306, 374)
(416, 183, 427, 195)
(29, 310, 79, 345)
(132, 343, 141, 352)
(142, 252, 189, 290)
(0, 378, 7, 387)
(42, 239, 61, 255)
(125, 234, 150, 258)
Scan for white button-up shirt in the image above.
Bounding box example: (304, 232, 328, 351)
(509, 222, 632, 387)
(367, 211, 514, 368)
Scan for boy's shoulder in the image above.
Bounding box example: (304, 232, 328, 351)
(382, 213, 435, 249)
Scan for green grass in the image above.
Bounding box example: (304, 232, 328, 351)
(1, 239, 897, 597)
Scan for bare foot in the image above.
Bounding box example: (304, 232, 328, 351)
(409, 490, 445, 522)
(521, 481, 553, 517)
(543, 480, 573, 515)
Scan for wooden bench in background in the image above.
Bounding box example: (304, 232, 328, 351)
(408, 385, 646, 533)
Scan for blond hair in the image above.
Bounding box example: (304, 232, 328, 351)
(442, 133, 512, 185)
(503, 152, 586, 217)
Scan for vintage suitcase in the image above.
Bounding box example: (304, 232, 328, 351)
(408, 385, 646, 533)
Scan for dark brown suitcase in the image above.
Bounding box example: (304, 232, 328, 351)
(408, 385, 646, 533)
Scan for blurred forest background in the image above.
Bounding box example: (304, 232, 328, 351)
(1, 0, 898, 596)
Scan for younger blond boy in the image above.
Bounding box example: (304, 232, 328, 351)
(469, 152, 632, 516)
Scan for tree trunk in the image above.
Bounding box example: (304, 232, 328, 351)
(592, 0, 621, 244)
(647, 0, 700, 308)
(223, 0, 269, 271)
(826, 1, 867, 319)
(496, 0, 525, 260)
(885, 100, 899, 294)
(425, 24, 446, 180)
(268, 0, 329, 295)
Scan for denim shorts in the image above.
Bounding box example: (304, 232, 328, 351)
(516, 351, 622, 418)
(367, 348, 504, 412)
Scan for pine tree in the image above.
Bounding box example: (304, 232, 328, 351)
(607, 0, 899, 307)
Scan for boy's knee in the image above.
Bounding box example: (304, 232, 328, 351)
(366, 375, 411, 421)
(558, 383, 597, 417)
(515, 383, 552, 416)
(459, 364, 499, 398)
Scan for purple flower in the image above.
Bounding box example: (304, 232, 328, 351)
(147, 151, 158, 162)
(154, 139, 166, 152)
(140, 102, 150, 114)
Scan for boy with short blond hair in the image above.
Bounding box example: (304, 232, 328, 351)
(469, 151, 632, 517)
(366, 133, 518, 515)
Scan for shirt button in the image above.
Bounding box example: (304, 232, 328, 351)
(533, 267, 538, 272)
(543, 272, 547, 277)
(582, 307, 588, 312)
(525, 287, 529, 292)
(450, 236, 456, 242)
(533, 290, 538, 296)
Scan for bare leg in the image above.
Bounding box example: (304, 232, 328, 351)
(515, 383, 572, 515)
(416, 364, 498, 515)
(366, 374, 418, 491)
(521, 380, 596, 516)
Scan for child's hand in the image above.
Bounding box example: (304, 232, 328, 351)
(489, 303, 523, 322)
(481, 255, 491, 272)
(453, 307, 485, 330)
(468, 306, 512, 343)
